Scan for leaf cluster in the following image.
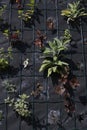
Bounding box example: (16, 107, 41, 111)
(0, 110, 4, 121)
(5, 94, 31, 117)
(39, 36, 70, 77)
(62, 29, 72, 43)
(2, 80, 16, 93)
(61, 1, 87, 23)
(18, 0, 35, 21)
(0, 47, 12, 70)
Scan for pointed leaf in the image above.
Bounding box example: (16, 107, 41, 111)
(47, 68, 52, 77)
(52, 66, 57, 72)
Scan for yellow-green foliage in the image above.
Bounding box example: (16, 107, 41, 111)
(39, 37, 69, 77)
(0, 5, 6, 20)
(61, 1, 87, 23)
(18, 0, 35, 21)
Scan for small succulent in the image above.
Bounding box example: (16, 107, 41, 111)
(2, 80, 17, 93)
(5, 94, 31, 118)
(61, 1, 87, 24)
(5, 97, 15, 106)
(14, 94, 31, 117)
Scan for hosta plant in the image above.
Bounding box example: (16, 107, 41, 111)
(61, 1, 87, 24)
(39, 37, 70, 77)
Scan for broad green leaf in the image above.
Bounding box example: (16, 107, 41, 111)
(39, 63, 49, 72)
(52, 66, 57, 72)
(61, 10, 71, 16)
(57, 61, 68, 66)
(53, 56, 57, 61)
(48, 41, 55, 49)
(18, 10, 23, 14)
(43, 47, 52, 54)
(47, 68, 52, 77)
(42, 60, 51, 64)
(54, 38, 62, 46)
(63, 39, 70, 45)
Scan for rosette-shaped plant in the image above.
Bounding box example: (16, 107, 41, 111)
(61, 1, 87, 24)
(39, 36, 70, 77)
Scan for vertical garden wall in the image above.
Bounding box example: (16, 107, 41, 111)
(0, 0, 87, 130)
